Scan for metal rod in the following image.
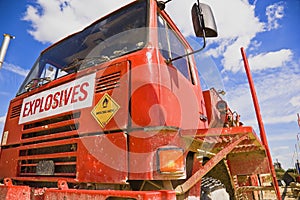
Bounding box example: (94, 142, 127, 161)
(241, 47, 281, 200)
(0, 34, 15, 69)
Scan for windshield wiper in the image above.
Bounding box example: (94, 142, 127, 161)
(62, 56, 111, 72)
(62, 58, 83, 72)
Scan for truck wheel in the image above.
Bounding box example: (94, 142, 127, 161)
(200, 177, 230, 200)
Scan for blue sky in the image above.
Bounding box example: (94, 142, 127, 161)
(0, 0, 299, 169)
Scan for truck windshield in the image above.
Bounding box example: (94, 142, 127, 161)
(17, 0, 148, 95)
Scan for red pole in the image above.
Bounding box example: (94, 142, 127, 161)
(240, 47, 281, 200)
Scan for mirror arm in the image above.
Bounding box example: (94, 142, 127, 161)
(166, 34, 206, 64)
(166, 3, 206, 65)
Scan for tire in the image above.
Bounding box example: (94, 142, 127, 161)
(200, 177, 230, 200)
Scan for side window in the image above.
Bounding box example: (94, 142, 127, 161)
(158, 15, 191, 82)
(57, 69, 68, 79)
(39, 64, 56, 86)
(41, 64, 56, 81)
(158, 16, 170, 59)
(41, 63, 68, 80)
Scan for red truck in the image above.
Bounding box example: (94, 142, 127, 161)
(0, 0, 280, 199)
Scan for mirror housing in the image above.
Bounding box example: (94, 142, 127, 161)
(166, 1, 217, 64)
(192, 3, 218, 37)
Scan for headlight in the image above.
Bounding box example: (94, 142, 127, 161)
(157, 147, 184, 174)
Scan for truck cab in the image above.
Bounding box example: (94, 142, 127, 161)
(0, 0, 280, 199)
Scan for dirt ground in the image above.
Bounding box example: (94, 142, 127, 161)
(262, 186, 299, 200)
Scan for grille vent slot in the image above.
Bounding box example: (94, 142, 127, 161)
(22, 112, 81, 140)
(10, 104, 22, 119)
(95, 72, 121, 93)
(19, 143, 77, 178)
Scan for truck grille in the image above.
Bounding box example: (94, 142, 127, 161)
(19, 143, 77, 177)
(95, 71, 121, 93)
(22, 112, 81, 141)
(18, 113, 81, 179)
(10, 104, 22, 119)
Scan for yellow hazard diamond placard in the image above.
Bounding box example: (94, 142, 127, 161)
(91, 93, 120, 128)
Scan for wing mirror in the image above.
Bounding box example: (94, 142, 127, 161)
(192, 2, 218, 37)
(166, 1, 218, 64)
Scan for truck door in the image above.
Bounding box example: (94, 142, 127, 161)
(157, 13, 208, 130)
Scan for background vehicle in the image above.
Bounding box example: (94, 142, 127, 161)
(0, 0, 280, 199)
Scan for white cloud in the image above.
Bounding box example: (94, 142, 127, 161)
(23, 0, 133, 43)
(248, 49, 293, 71)
(265, 2, 285, 31)
(2, 62, 29, 77)
(0, 125, 3, 139)
(0, 91, 10, 96)
(225, 65, 300, 126)
(272, 146, 289, 151)
(273, 151, 295, 170)
(0, 115, 6, 124)
(290, 96, 300, 107)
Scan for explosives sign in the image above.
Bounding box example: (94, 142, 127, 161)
(19, 73, 96, 124)
(91, 93, 120, 128)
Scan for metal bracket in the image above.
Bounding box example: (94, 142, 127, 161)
(196, 149, 216, 160)
(58, 180, 69, 190)
(4, 178, 13, 186)
(199, 114, 208, 122)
